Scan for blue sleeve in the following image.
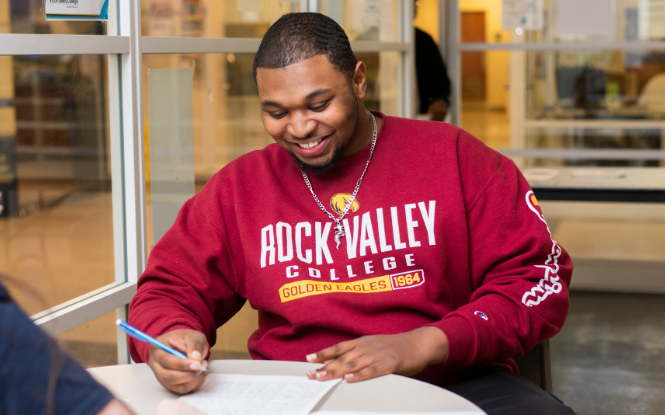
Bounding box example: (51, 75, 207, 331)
(0, 285, 114, 415)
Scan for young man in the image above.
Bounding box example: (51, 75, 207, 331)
(128, 13, 574, 415)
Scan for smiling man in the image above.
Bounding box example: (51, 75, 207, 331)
(128, 13, 575, 415)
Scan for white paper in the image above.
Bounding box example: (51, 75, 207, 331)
(556, 0, 612, 37)
(316, 412, 486, 415)
(45, 0, 108, 21)
(179, 374, 341, 415)
(648, 0, 665, 39)
(363, 0, 381, 28)
(502, 0, 525, 29)
(238, 0, 264, 13)
(523, 0, 543, 30)
(502, 0, 543, 30)
(146, 1, 174, 37)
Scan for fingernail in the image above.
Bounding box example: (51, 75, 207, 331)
(191, 351, 202, 360)
(345, 373, 354, 379)
(306, 353, 317, 361)
(189, 362, 200, 371)
(316, 370, 327, 377)
(200, 361, 208, 371)
(307, 370, 316, 377)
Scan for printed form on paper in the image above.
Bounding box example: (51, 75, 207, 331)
(179, 374, 341, 415)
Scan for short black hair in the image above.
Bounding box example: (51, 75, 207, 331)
(253, 13, 357, 81)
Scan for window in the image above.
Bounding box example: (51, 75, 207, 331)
(450, 0, 665, 293)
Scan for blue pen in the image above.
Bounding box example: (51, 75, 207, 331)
(116, 319, 207, 371)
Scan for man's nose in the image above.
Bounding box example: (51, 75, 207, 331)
(287, 112, 317, 139)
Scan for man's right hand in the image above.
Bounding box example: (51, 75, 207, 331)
(428, 99, 448, 122)
(147, 329, 209, 394)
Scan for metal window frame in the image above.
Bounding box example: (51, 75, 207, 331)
(141, 38, 409, 54)
(0, 34, 129, 55)
(458, 40, 665, 52)
(0, 0, 412, 365)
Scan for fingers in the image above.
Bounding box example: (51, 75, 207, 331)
(184, 331, 209, 362)
(156, 369, 206, 395)
(151, 346, 201, 371)
(306, 340, 355, 364)
(148, 347, 207, 394)
(147, 330, 210, 394)
(305, 333, 427, 384)
(306, 348, 388, 383)
(343, 364, 382, 383)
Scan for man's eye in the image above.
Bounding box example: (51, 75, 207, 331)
(269, 112, 287, 119)
(310, 102, 330, 111)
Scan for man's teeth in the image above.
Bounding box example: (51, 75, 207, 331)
(298, 138, 322, 149)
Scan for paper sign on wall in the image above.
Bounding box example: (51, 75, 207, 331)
(648, 0, 665, 39)
(46, 0, 109, 21)
(238, 0, 264, 13)
(557, 0, 612, 37)
(363, 0, 381, 28)
(502, 0, 543, 30)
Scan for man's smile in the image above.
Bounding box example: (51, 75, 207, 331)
(290, 134, 332, 158)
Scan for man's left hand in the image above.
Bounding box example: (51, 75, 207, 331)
(305, 326, 449, 383)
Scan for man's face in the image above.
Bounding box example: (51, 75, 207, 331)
(256, 55, 366, 173)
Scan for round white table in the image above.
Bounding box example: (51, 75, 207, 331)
(88, 360, 485, 415)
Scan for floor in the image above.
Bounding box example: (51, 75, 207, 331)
(551, 292, 665, 415)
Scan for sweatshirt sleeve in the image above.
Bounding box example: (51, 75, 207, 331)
(128, 179, 246, 363)
(429, 135, 573, 367)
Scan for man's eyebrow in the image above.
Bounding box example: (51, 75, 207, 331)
(261, 100, 281, 107)
(304, 88, 332, 100)
(261, 89, 333, 108)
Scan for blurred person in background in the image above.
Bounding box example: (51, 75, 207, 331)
(415, 0, 451, 122)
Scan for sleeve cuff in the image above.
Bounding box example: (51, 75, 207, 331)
(428, 316, 476, 366)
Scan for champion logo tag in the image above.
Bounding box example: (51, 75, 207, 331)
(474, 311, 488, 321)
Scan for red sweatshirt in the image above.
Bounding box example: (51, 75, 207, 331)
(128, 113, 572, 387)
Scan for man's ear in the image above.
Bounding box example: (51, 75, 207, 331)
(352, 61, 367, 100)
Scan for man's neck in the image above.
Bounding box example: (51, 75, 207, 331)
(344, 109, 381, 158)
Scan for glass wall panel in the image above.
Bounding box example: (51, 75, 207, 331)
(522, 49, 665, 166)
(459, 50, 511, 149)
(140, 0, 300, 38)
(460, 49, 665, 157)
(55, 309, 118, 368)
(318, 0, 401, 42)
(458, 44, 665, 287)
(459, 0, 662, 44)
(0, 54, 115, 315)
(527, 50, 665, 121)
(535, 199, 665, 285)
(3, 0, 107, 35)
(140, 50, 400, 358)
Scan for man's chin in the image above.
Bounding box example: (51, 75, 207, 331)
(292, 139, 348, 175)
(297, 157, 337, 175)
